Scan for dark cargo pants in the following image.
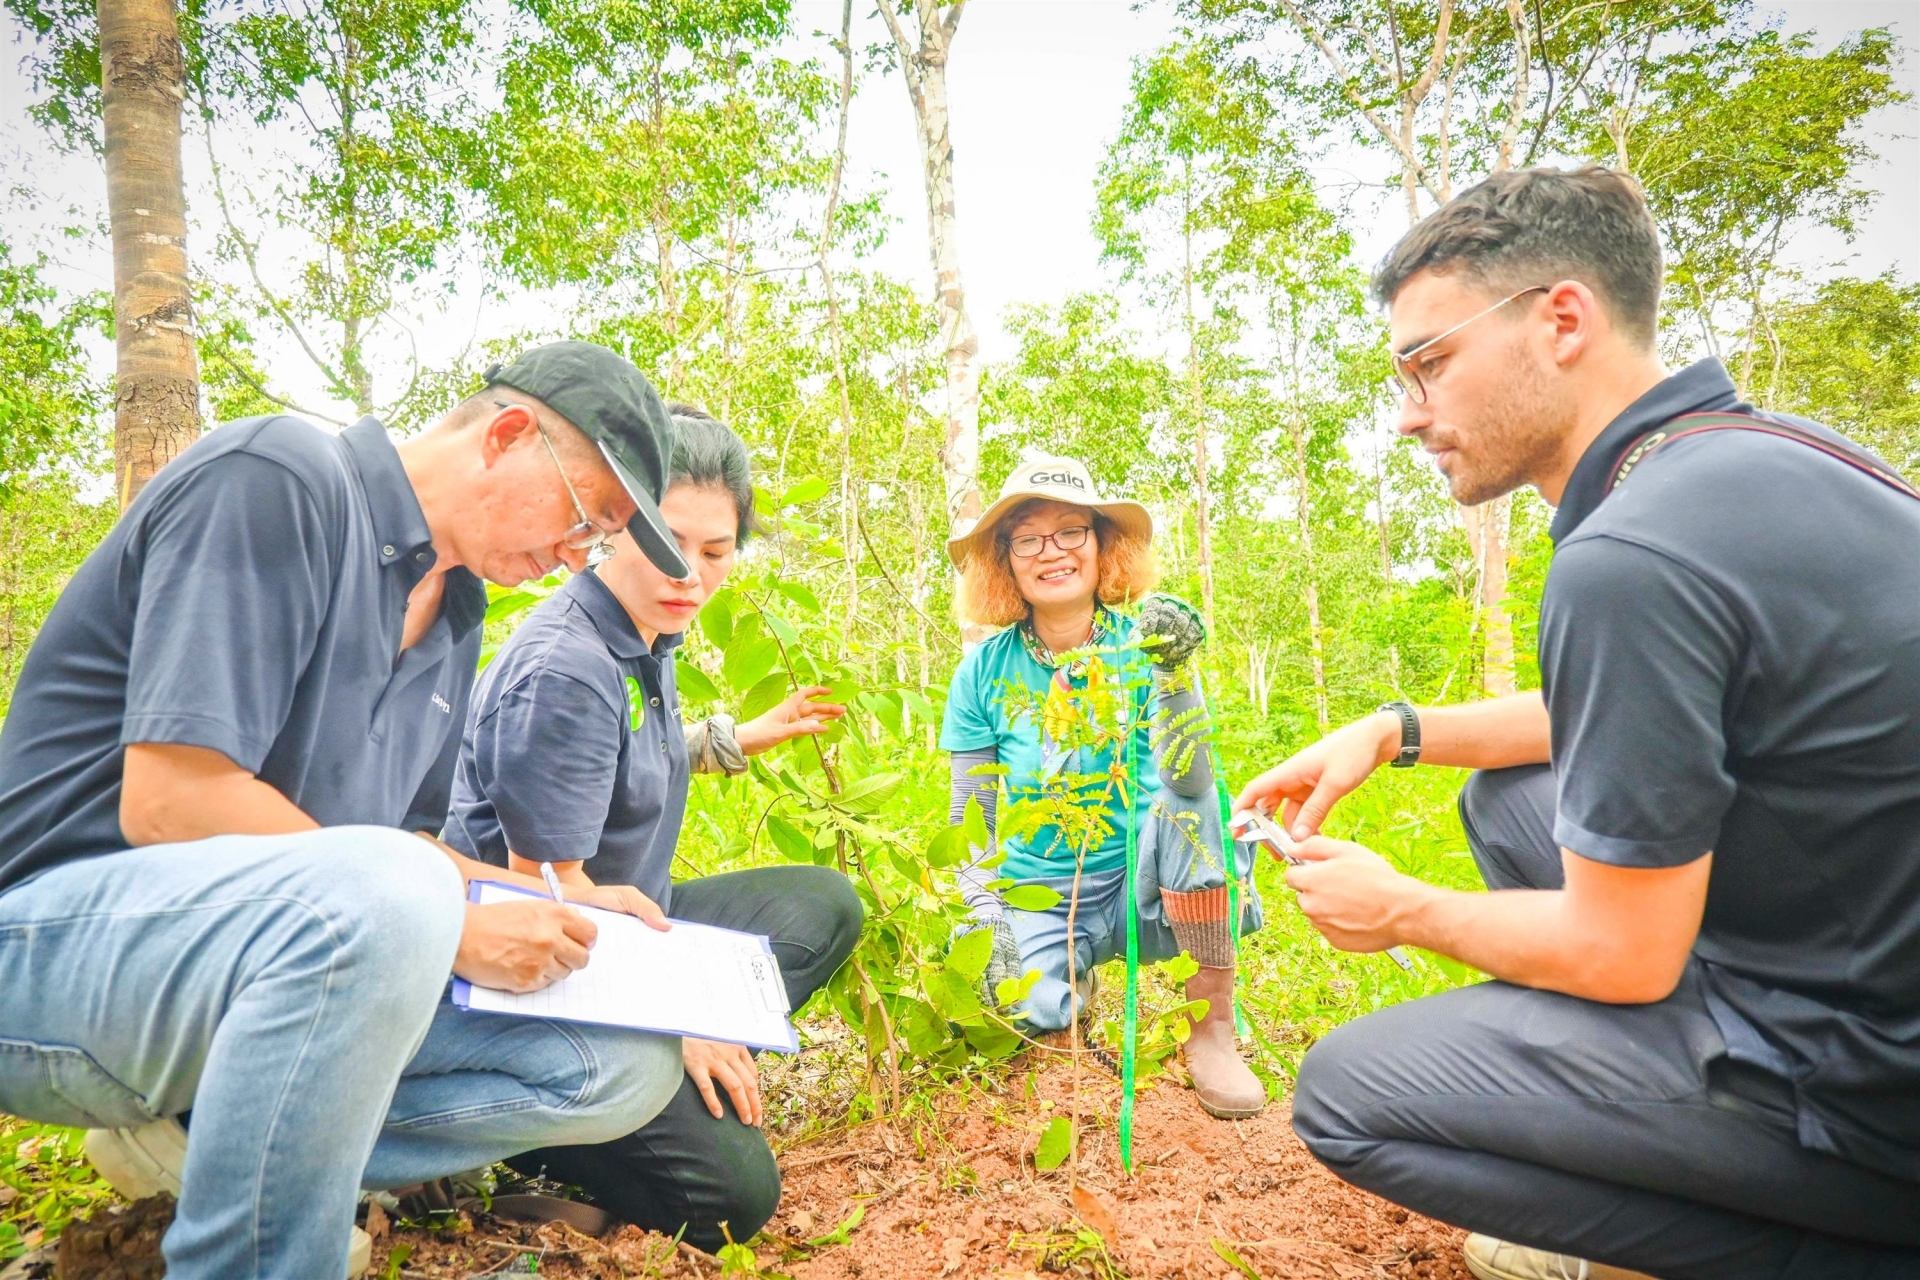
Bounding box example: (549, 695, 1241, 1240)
(1290, 764, 1920, 1280)
(504, 865, 863, 1253)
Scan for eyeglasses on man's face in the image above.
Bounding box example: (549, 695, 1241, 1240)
(1389, 285, 1550, 405)
(496, 399, 620, 569)
(1008, 525, 1093, 558)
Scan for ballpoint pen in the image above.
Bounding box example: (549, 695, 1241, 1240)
(1228, 805, 1415, 972)
(539, 860, 566, 905)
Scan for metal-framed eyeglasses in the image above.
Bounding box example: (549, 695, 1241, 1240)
(1389, 285, 1549, 404)
(496, 399, 619, 569)
(1008, 525, 1093, 558)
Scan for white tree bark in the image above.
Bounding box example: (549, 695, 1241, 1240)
(879, 1, 985, 641)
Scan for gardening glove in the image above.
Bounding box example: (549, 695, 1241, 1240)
(953, 915, 1024, 1007)
(1139, 592, 1206, 670)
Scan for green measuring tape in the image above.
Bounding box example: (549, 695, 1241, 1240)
(1116, 664, 1246, 1173)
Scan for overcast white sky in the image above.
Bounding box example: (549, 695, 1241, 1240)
(2, 0, 1914, 416)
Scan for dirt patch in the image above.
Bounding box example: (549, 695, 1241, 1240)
(374, 1057, 1468, 1279)
(54, 1194, 171, 1280)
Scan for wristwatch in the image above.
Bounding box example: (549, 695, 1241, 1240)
(1378, 701, 1421, 768)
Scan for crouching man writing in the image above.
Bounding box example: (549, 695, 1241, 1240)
(0, 342, 693, 1280)
(1238, 168, 1920, 1280)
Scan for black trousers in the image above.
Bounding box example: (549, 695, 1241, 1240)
(504, 865, 863, 1253)
(1291, 765, 1920, 1280)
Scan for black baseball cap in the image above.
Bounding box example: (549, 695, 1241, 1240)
(483, 341, 690, 579)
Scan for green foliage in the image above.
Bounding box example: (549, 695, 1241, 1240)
(1745, 273, 1920, 476)
(0, 1119, 114, 1259)
(1032, 1115, 1072, 1171)
(0, 479, 117, 715)
(0, 243, 106, 493)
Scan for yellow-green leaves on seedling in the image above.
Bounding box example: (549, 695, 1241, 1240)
(675, 658, 721, 704)
(765, 814, 813, 863)
(1211, 1238, 1265, 1280)
(962, 792, 990, 848)
(1034, 1116, 1073, 1171)
(774, 580, 821, 613)
(724, 631, 781, 693)
(1001, 884, 1064, 912)
(832, 772, 901, 814)
(699, 588, 737, 646)
(995, 968, 1041, 1008)
(742, 671, 791, 721)
(923, 966, 983, 1022)
(947, 926, 994, 983)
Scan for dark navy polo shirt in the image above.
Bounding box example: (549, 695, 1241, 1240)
(1540, 358, 1920, 1180)
(443, 570, 689, 911)
(0, 416, 487, 894)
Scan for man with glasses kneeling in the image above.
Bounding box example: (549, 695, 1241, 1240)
(0, 342, 693, 1280)
(1239, 168, 1920, 1280)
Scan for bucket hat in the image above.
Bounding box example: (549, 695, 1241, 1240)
(946, 455, 1153, 568)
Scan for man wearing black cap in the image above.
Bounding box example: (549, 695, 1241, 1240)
(0, 341, 691, 1280)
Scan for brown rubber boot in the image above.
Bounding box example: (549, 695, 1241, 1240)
(1182, 964, 1265, 1119)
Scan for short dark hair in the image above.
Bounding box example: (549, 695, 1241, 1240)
(1373, 166, 1663, 345)
(665, 402, 760, 545)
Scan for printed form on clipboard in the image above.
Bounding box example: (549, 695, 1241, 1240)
(452, 881, 797, 1053)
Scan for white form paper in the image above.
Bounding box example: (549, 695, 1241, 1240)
(456, 881, 797, 1052)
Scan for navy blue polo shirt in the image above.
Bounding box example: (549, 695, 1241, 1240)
(0, 416, 488, 894)
(1541, 358, 1920, 1180)
(443, 570, 688, 911)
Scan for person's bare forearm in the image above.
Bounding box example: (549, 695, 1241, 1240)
(120, 742, 319, 845)
(417, 835, 564, 896)
(1394, 880, 1610, 995)
(507, 852, 595, 890)
(1408, 691, 1551, 770)
(1392, 863, 1696, 1004)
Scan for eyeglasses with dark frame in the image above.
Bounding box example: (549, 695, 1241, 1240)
(1008, 525, 1093, 559)
(495, 399, 619, 569)
(1389, 285, 1550, 404)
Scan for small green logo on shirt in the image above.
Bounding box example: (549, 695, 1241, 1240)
(625, 676, 645, 731)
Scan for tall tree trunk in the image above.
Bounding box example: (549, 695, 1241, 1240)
(1295, 434, 1328, 732)
(99, 0, 200, 507)
(879, 1, 983, 642)
(820, 0, 860, 634)
(1283, 321, 1326, 729)
(1462, 500, 1514, 695)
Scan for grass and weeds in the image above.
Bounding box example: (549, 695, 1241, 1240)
(0, 1117, 115, 1259)
(0, 677, 1486, 1258)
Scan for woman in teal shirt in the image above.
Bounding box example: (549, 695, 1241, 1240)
(939, 455, 1264, 1119)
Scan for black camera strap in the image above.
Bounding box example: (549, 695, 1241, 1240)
(1609, 410, 1919, 501)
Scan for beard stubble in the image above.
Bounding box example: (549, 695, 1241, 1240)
(1442, 342, 1574, 506)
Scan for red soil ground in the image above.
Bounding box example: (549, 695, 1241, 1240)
(365, 1057, 1471, 1280)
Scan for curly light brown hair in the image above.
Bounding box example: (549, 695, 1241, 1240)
(955, 501, 1161, 629)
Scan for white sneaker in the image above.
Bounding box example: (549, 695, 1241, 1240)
(84, 1120, 373, 1278)
(1463, 1233, 1660, 1280)
(84, 1118, 187, 1199)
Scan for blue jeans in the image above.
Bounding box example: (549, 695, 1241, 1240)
(0, 828, 682, 1280)
(1007, 866, 1262, 1032)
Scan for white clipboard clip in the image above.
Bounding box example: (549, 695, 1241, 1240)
(1228, 805, 1415, 972)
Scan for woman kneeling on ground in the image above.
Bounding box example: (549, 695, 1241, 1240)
(442, 405, 863, 1251)
(939, 455, 1265, 1119)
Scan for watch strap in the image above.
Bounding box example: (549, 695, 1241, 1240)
(1379, 701, 1420, 768)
